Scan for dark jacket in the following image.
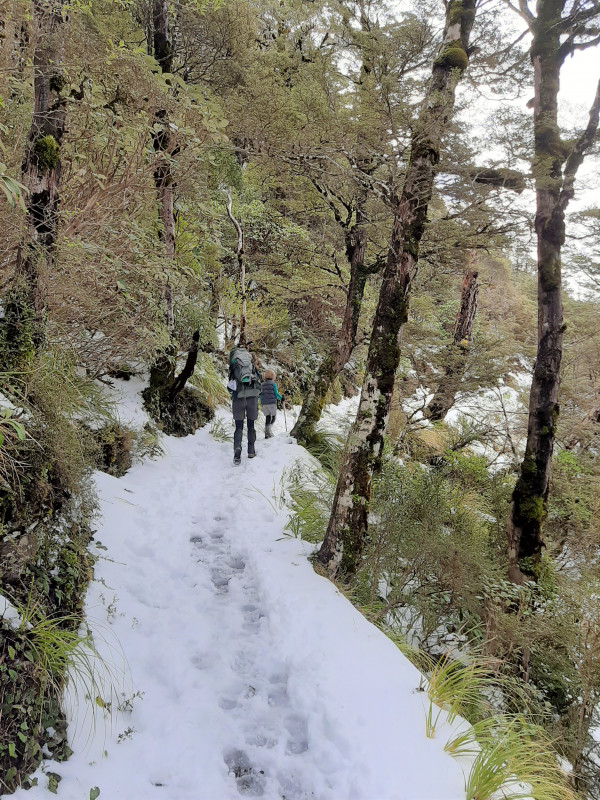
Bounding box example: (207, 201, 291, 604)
(260, 379, 282, 406)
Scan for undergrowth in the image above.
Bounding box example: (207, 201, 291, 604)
(284, 445, 584, 800)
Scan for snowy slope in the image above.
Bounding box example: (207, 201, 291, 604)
(7, 395, 468, 800)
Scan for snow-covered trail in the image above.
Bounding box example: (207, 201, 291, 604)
(9, 407, 468, 800)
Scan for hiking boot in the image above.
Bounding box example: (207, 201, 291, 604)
(265, 425, 273, 439)
(248, 442, 256, 459)
(233, 448, 241, 465)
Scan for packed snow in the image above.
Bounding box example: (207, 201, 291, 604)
(6, 383, 471, 800)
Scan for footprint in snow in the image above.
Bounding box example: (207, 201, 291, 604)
(188, 503, 314, 800)
(211, 567, 232, 594)
(224, 749, 267, 797)
(284, 714, 309, 755)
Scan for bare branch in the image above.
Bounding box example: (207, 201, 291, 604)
(559, 76, 600, 214)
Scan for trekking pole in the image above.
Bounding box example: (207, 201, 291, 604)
(283, 402, 288, 432)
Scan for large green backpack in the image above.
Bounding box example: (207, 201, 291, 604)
(229, 347, 255, 387)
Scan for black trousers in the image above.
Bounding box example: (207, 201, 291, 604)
(234, 419, 256, 451)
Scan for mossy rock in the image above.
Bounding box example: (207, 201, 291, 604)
(93, 423, 134, 478)
(0, 532, 39, 583)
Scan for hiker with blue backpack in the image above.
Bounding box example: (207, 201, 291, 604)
(228, 344, 262, 465)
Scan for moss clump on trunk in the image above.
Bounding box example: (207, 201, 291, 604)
(434, 43, 468, 71)
(33, 135, 60, 173)
(0, 287, 36, 371)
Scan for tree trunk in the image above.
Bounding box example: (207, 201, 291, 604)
(170, 330, 200, 400)
(148, 0, 176, 392)
(223, 190, 246, 345)
(317, 0, 477, 579)
(292, 198, 368, 446)
(506, 1, 600, 582)
(12, 0, 66, 352)
(427, 267, 479, 422)
(152, 0, 175, 333)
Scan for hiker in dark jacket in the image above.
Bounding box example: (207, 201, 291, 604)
(260, 369, 284, 439)
(228, 345, 261, 465)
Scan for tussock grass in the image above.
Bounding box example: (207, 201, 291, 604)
(209, 417, 233, 442)
(284, 461, 334, 543)
(190, 354, 229, 411)
(304, 429, 344, 474)
(463, 716, 577, 800)
(14, 596, 124, 709)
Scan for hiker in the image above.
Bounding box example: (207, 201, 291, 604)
(260, 369, 284, 439)
(228, 344, 261, 465)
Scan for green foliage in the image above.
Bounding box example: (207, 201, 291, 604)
(0, 287, 36, 371)
(0, 162, 26, 209)
(424, 654, 494, 726)
(0, 408, 25, 451)
(359, 456, 498, 643)
(133, 422, 164, 461)
(209, 417, 233, 442)
(0, 598, 116, 793)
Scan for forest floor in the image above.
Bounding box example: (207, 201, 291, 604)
(7, 380, 469, 800)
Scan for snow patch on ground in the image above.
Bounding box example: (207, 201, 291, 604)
(99, 374, 152, 429)
(0, 593, 23, 629)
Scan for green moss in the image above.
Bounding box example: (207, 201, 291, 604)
(0, 288, 36, 370)
(434, 43, 469, 71)
(521, 453, 537, 478)
(519, 495, 545, 524)
(447, 0, 475, 29)
(33, 135, 60, 173)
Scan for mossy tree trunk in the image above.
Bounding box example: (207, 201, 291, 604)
(12, 0, 67, 354)
(507, 0, 600, 583)
(149, 0, 177, 392)
(152, 0, 176, 335)
(317, 0, 477, 579)
(427, 266, 479, 422)
(223, 189, 247, 346)
(291, 192, 369, 446)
